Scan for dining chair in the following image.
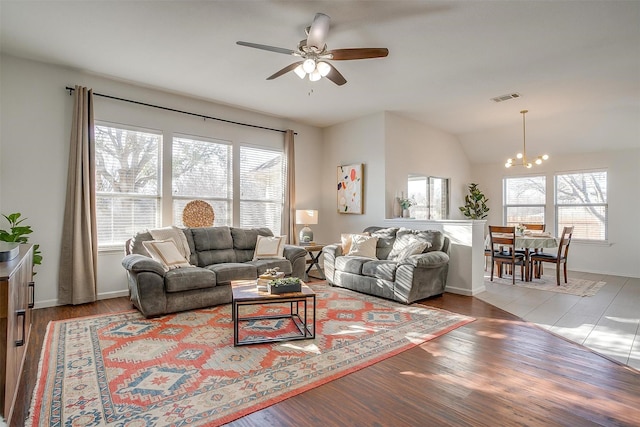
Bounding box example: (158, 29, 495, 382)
(530, 226, 574, 286)
(489, 226, 526, 284)
(520, 223, 545, 279)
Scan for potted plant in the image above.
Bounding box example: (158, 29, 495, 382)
(399, 198, 415, 218)
(0, 212, 43, 273)
(459, 183, 489, 219)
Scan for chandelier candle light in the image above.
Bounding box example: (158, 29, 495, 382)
(505, 110, 549, 169)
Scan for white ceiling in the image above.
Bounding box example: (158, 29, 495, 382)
(1, 1, 639, 163)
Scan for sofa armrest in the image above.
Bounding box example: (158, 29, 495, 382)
(122, 254, 166, 276)
(283, 245, 307, 263)
(321, 244, 343, 284)
(400, 251, 449, 269)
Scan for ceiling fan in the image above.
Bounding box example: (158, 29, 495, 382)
(236, 13, 389, 86)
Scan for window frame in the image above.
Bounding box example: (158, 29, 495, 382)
(407, 175, 450, 220)
(171, 133, 233, 227)
(554, 169, 608, 242)
(238, 143, 286, 235)
(502, 175, 546, 227)
(94, 121, 162, 251)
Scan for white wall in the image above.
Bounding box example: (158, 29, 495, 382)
(318, 111, 473, 243)
(472, 148, 640, 278)
(0, 54, 323, 307)
(384, 112, 472, 220)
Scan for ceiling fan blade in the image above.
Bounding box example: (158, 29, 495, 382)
(266, 61, 304, 80)
(236, 41, 296, 56)
(327, 48, 389, 60)
(306, 13, 331, 51)
(324, 63, 347, 86)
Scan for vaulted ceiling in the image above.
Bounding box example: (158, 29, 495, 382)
(1, 1, 639, 162)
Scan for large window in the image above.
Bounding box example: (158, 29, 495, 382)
(555, 170, 607, 240)
(172, 136, 232, 226)
(95, 124, 161, 248)
(408, 175, 450, 220)
(239, 146, 285, 235)
(503, 176, 546, 226)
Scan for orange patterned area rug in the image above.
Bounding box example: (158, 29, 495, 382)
(27, 284, 473, 427)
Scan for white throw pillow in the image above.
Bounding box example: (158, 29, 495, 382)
(347, 234, 378, 259)
(142, 239, 191, 272)
(391, 241, 429, 262)
(253, 235, 286, 260)
(340, 232, 370, 254)
(148, 226, 191, 260)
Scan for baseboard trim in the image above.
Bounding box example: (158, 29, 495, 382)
(34, 290, 130, 309)
(445, 284, 486, 296)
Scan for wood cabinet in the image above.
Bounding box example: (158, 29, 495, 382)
(0, 244, 34, 424)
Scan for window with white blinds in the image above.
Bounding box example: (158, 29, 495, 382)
(555, 170, 607, 240)
(95, 124, 161, 248)
(239, 146, 285, 235)
(407, 175, 450, 219)
(503, 176, 546, 226)
(172, 136, 232, 227)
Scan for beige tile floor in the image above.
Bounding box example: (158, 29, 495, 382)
(476, 268, 640, 370)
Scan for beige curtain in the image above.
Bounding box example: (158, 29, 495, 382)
(282, 129, 296, 243)
(59, 86, 98, 305)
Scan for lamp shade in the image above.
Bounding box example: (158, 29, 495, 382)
(295, 209, 318, 225)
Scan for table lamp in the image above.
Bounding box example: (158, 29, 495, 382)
(296, 209, 318, 244)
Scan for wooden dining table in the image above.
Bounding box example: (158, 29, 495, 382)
(486, 233, 560, 281)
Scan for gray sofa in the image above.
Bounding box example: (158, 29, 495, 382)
(322, 226, 450, 304)
(121, 226, 307, 317)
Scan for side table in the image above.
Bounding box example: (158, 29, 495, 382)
(301, 243, 326, 280)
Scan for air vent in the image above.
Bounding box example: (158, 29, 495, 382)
(491, 93, 521, 103)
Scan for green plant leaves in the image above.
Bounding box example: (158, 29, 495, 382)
(0, 212, 42, 269)
(459, 183, 489, 219)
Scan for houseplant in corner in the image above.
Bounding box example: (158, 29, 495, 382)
(459, 183, 489, 219)
(0, 212, 43, 273)
(399, 197, 415, 218)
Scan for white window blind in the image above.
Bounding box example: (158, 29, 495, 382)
(172, 136, 232, 226)
(555, 170, 607, 240)
(503, 176, 546, 226)
(408, 175, 450, 220)
(95, 124, 161, 248)
(239, 146, 284, 235)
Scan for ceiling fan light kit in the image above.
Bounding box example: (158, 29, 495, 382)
(237, 13, 389, 86)
(505, 110, 549, 169)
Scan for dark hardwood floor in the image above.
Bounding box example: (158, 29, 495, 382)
(12, 288, 640, 427)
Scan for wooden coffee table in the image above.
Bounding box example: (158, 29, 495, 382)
(231, 280, 316, 346)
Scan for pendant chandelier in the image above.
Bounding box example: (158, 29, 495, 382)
(505, 110, 549, 168)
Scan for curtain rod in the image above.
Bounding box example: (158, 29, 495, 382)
(65, 86, 296, 135)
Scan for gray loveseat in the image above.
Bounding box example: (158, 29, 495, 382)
(322, 226, 450, 304)
(122, 226, 307, 317)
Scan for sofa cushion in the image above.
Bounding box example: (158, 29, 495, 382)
(207, 263, 257, 283)
(197, 249, 236, 267)
(165, 267, 216, 292)
(362, 260, 397, 282)
(388, 232, 432, 260)
(369, 227, 398, 259)
(395, 228, 445, 253)
(335, 256, 371, 275)
(192, 226, 234, 251)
